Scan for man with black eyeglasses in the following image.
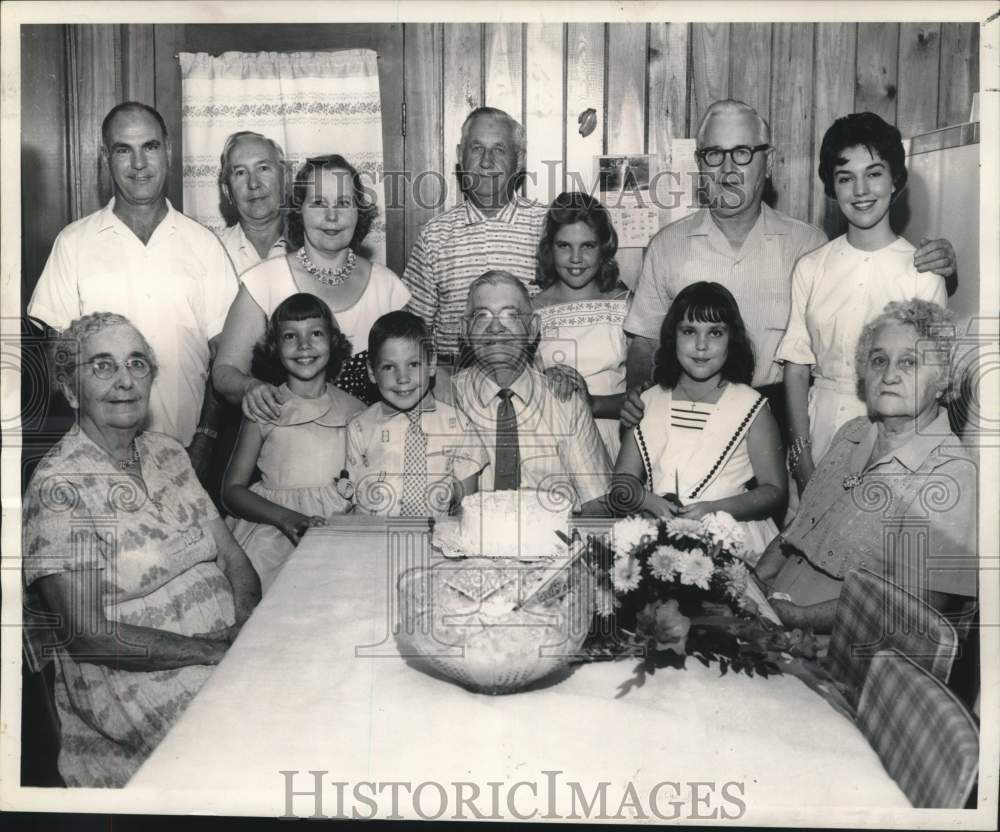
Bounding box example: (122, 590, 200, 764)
(622, 99, 955, 437)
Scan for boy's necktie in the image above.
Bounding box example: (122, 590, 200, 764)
(494, 388, 520, 490)
(399, 408, 428, 516)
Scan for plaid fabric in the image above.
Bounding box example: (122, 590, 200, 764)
(830, 568, 958, 709)
(857, 648, 979, 808)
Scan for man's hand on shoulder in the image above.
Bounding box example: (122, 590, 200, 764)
(620, 387, 646, 429)
(913, 237, 956, 278)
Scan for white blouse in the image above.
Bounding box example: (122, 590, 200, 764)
(240, 256, 411, 353)
(775, 235, 946, 390)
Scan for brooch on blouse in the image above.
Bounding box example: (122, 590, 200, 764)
(842, 473, 864, 490)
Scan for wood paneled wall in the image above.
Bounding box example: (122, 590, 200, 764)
(21, 21, 980, 298)
(404, 21, 979, 283)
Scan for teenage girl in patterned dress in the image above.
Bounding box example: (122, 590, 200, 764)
(533, 191, 629, 460)
(613, 282, 786, 562)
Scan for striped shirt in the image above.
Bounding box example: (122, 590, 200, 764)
(624, 204, 828, 387)
(402, 196, 547, 355)
(670, 402, 713, 431)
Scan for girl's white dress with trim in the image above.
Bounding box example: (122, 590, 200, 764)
(537, 293, 628, 459)
(635, 383, 779, 562)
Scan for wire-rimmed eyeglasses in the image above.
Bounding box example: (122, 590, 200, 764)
(77, 356, 153, 380)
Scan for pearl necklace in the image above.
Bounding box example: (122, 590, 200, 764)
(296, 247, 357, 286)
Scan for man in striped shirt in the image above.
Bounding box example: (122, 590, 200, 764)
(623, 99, 955, 432)
(402, 107, 547, 365)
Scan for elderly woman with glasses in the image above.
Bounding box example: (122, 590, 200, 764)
(22, 313, 260, 787)
(755, 299, 977, 632)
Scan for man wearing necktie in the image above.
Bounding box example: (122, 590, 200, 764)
(451, 271, 612, 512)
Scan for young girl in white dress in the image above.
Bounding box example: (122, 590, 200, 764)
(534, 191, 629, 459)
(613, 282, 786, 562)
(223, 293, 365, 592)
(777, 113, 947, 494)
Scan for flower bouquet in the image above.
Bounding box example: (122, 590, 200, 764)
(583, 512, 817, 696)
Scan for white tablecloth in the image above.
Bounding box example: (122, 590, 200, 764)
(128, 517, 909, 821)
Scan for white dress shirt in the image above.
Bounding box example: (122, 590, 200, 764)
(28, 198, 238, 445)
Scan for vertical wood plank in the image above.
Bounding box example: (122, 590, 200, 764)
(442, 23, 483, 208)
(648, 23, 691, 227)
(938, 23, 979, 127)
(855, 22, 899, 124)
(769, 23, 814, 223)
(121, 24, 156, 104)
(483, 23, 524, 120)
(729, 24, 772, 118)
(689, 23, 730, 131)
(523, 23, 564, 205)
(564, 22, 605, 195)
(153, 24, 184, 209)
(403, 24, 444, 259)
(21, 25, 71, 298)
(607, 23, 648, 285)
(811, 22, 856, 235)
(66, 24, 123, 217)
(896, 23, 940, 138)
(607, 24, 647, 152)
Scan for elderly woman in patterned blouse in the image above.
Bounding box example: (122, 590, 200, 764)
(754, 299, 977, 632)
(23, 313, 260, 787)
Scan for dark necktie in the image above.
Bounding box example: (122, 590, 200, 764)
(494, 388, 520, 491)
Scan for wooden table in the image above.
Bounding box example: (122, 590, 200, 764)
(128, 517, 909, 821)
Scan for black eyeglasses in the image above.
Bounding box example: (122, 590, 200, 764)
(695, 144, 770, 167)
(77, 356, 153, 380)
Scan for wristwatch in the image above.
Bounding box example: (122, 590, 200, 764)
(195, 426, 219, 441)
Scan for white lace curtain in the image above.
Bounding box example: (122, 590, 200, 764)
(179, 49, 386, 263)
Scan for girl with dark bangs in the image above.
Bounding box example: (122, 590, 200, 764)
(613, 282, 786, 562)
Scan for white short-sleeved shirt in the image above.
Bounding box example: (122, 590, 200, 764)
(346, 395, 489, 517)
(624, 204, 828, 387)
(239, 256, 411, 355)
(775, 235, 947, 388)
(27, 198, 239, 446)
(217, 222, 288, 276)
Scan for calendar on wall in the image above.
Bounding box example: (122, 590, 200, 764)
(597, 141, 701, 248)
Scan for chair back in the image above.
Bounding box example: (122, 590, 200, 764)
(857, 648, 979, 808)
(830, 568, 958, 708)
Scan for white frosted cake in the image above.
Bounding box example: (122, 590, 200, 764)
(457, 489, 571, 558)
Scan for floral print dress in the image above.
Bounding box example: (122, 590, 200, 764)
(23, 429, 235, 787)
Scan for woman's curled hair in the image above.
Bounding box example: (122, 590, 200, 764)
(49, 312, 159, 396)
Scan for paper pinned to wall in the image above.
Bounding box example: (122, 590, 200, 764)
(606, 200, 662, 248)
(597, 141, 702, 248)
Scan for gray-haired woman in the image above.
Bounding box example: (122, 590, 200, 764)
(755, 299, 977, 632)
(23, 312, 260, 786)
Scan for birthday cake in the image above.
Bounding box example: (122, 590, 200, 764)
(455, 489, 571, 558)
